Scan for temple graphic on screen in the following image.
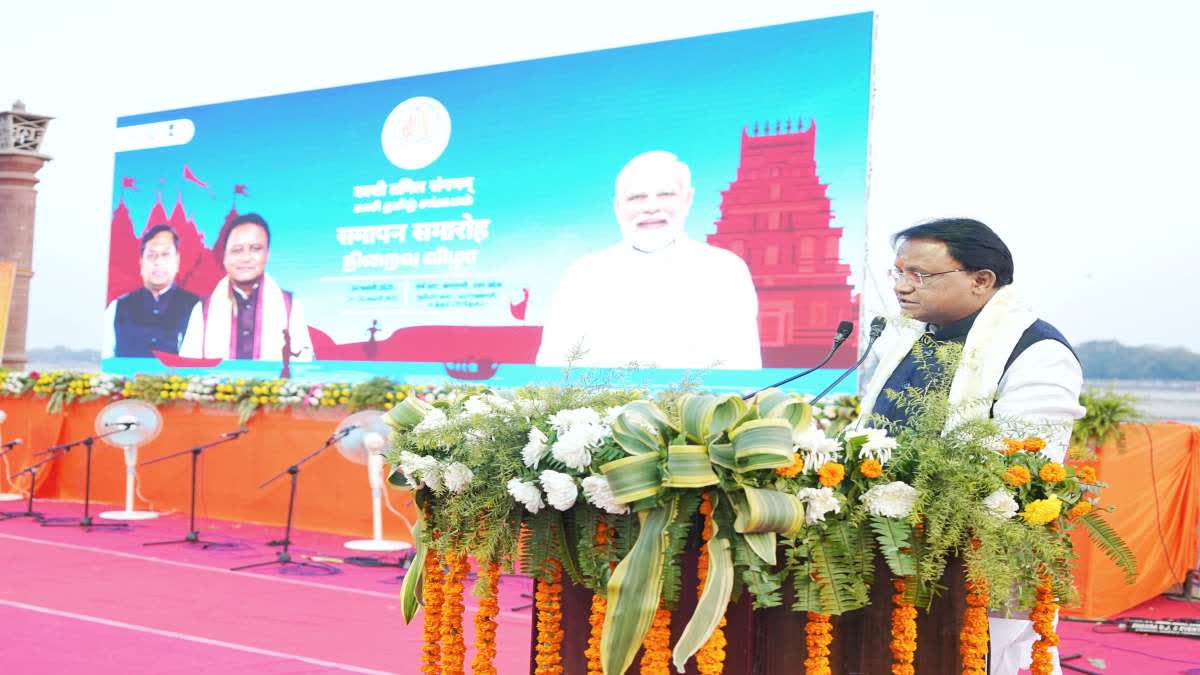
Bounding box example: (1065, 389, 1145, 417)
(707, 120, 860, 368)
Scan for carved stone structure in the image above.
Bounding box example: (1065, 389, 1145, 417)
(707, 120, 860, 368)
(0, 101, 53, 369)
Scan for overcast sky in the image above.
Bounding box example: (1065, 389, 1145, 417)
(4, 0, 1198, 352)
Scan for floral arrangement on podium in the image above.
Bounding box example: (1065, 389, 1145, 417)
(382, 363, 1135, 674)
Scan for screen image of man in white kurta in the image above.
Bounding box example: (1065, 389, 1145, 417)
(102, 225, 200, 358)
(535, 150, 761, 369)
(179, 213, 312, 361)
(854, 218, 1084, 675)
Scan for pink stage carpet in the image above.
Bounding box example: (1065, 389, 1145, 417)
(2, 500, 1197, 674)
(0, 500, 532, 674)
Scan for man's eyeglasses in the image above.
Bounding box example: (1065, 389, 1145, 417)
(887, 267, 966, 288)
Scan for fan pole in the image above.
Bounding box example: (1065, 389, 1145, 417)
(369, 453, 385, 541)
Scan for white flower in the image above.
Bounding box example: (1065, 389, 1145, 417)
(443, 462, 474, 493)
(794, 429, 842, 473)
(507, 478, 544, 513)
(581, 475, 629, 515)
(860, 481, 918, 518)
(412, 408, 448, 433)
(462, 394, 493, 416)
(797, 487, 841, 524)
(398, 452, 442, 490)
(550, 425, 602, 471)
(522, 426, 550, 468)
(983, 489, 1019, 521)
(847, 428, 898, 464)
(548, 407, 601, 435)
(539, 470, 578, 511)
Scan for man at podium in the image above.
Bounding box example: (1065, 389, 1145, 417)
(856, 217, 1085, 674)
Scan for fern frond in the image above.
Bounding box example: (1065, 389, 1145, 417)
(871, 516, 917, 577)
(1079, 512, 1137, 584)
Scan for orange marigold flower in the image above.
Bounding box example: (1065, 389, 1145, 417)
(859, 458, 883, 479)
(1039, 462, 1067, 483)
(1002, 438, 1024, 455)
(1077, 466, 1098, 484)
(1069, 501, 1094, 518)
(818, 462, 846, 487)
(775, 453, 804, 478)
(1003, 465, 1031, 487)
(1023, 436, 1048, 453)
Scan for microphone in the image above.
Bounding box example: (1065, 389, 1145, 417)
(810, 316, 887, 406)
(222, 428, 250, 439)
(1, 438, 21, 451)
(743, 321, 855, 400)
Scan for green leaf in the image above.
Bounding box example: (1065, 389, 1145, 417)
(399, 521, 426, 623)
(602, 498, 677, 675)
(871, 516, 917, 577)
(672, 513, 735, 672)
(1079, 512, 1138, 584)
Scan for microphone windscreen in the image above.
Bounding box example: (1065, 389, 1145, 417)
(869, 316, 887, 338)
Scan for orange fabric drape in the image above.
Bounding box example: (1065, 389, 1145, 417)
(1065, 422, 1200, 619)
(0, 396, 417, 540)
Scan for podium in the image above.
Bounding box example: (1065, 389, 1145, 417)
(533, 548, 967, 674)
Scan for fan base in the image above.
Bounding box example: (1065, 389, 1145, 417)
(0, 493, 23, 502)
(344, 539, 412, 552)
(99, 510, 160, 521)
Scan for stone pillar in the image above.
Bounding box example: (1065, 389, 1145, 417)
(0, 101, 53, 370)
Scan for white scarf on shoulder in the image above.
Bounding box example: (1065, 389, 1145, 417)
(856, 286, 1037, 431)
(199, 273, 291, 359)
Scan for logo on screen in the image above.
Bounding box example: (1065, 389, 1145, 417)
(381, 97, 452, 170)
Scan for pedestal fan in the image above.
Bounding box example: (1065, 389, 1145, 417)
(0, 409, 23, 502)
(95, 399, 163, 521)
(335, 410, 412, 552)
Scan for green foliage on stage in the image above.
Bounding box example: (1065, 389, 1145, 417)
(1073, 389, 1141, 453)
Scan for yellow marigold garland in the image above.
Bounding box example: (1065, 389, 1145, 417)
(696, 491, 727, 674)
(586, 521, 614, 675)
(420, 550, 445, 674)
(890, 578, 917, 675)
(959, 577, 989, 675)
(805, 612, 833, 675)
(1030, 576, 1059, 675)
(439, 552, 469, 675)
(639, 605, 673, 675)
(534, 558, 564, 675)
(471, 561, 501, 675)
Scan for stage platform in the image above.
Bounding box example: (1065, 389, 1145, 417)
(1, 499, 1196, 674)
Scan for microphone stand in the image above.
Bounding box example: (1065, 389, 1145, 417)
(810, 323, 886, 407)
(743, 332, 853, 400)
(230, 429, 350, 574)
(1, 449, 66, 522)
(142, 431, 247, 549)
(40, 426, 135, 530)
